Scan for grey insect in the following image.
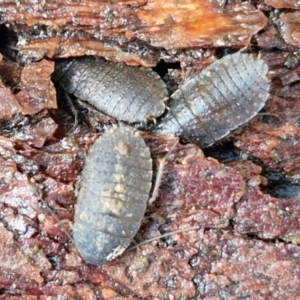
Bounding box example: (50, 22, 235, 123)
(74, 125, 153, 264)
(52, 57, 168, 123)
(152, 52, 271, 148)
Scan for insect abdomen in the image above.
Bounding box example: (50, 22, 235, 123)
(74, 126, 153, 264)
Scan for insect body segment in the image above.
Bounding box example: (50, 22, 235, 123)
(74, 126, 153, 264)
(52, 57, 168, 123)
(152, 52, 271, 148)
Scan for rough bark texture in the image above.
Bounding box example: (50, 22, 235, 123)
(280, 12, 300, 48)
(0, 0, 300, 299)
(265, 0, 300, 9)
(0, 0, 267, 66)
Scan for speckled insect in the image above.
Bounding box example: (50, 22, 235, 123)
(152, 52, 271, 148)
(52, 57, 168, 123)
(74, 126, 153, 264)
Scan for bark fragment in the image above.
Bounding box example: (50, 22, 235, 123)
(0, 79, 21, 118)
(0, 1, 267, 65)
(15, 60, 57, 114)
(0, 59, 56, 117)
(265, 0, 300, 9)
(235, 176, 300, 243)
(281, 12, 300, 48)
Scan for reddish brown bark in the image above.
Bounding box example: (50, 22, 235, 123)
(0, 1, 267, 65)
(0, 1, 300, 299)
(281, 12, 300, 48)
(265, 0, 300, 9)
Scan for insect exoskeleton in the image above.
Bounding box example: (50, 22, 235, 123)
(74, 125, 153, 264)
(52, 57, 168, 123)
(152, 52, 271, 148)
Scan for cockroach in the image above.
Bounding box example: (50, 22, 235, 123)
(73, 125, 153, 264)
(152, 52, 271, 148)
(52, 57, 168, 124)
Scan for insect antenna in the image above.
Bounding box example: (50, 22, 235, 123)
(148, 140, 179, 205)
(126, 226, 200, 252)
(40, 200, 74, 243)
